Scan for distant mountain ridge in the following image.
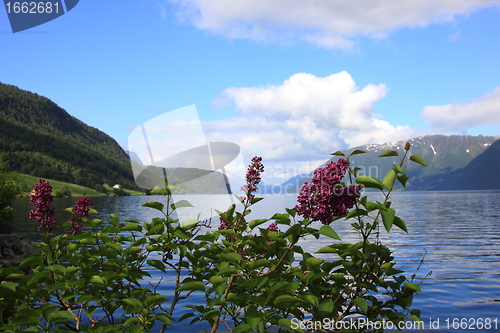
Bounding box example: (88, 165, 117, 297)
(288, 134, 500, 192)
(422, 138, 500, 190)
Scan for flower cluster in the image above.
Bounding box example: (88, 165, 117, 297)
(68, 197, 93, 235)
(296, 159, 361, 225)
(241, 156, 264, 200)
(265, 222, 279, 243)
(266, 222, 278, 233)
(29, 178, 56, 233)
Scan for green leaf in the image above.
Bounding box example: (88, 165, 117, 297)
(177, 281, 205, 292)
(45, 265, 66, 275)
(18, 253, 43, 267)
(397, 173, 409, 187)
(318, 225, 341, 240)
(381, 208, 396, 232)
(330, 151, 345, 156)
(248, 259, 270, 270)
(318, 300, 334, 314)
(121, 223, 142, 232)
(180, 219, 199, 229)
(353, 297, 368, 313)
(47, 311, 74, 322)
(273, 295, 305, 306)
(226, 204, 236, 222)
(249, 219, 269, 230)
(147, 259, 166, 273)
(79, 238, 95, 245)
(209, 276, 227, 287)
(379, 150, 399, 157)
(302, 294, 319, 307)
(218, 267, 238, 276)
(409, 155, 428, 167)
(316, 246, 337, 254)
(305, 257, 324, 270)
(90, 275, 105, 285)
(392, 164, 404, 174)
(171, 199, 194, 210)
(345, 208, 368, 219)
(356, 176, 385, 190)
(232, 324, 253, 333)
(382, 169, 398, 190)
(250, 197, 264, 204)
(143, 202, 164, 212)
(218, 252, 242, 264)
(393, 216, 408, 233)
(404, 282, 421, 292)
(350, 149, 366, 156)
(352, 166, 361, 177)
(155, 313, 172, 326)
(178, 312, 195, 322)
(122, 298, 143, 313)
(285, 207, 296, 217)
(0, 281, 17, 291)
(26, 271, 46, 286)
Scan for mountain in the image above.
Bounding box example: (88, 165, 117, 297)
(288, 134, 500, 192)
(0, 82, 232, 194)
(423, 139, 500, 190)
(0, 82, 139, 190)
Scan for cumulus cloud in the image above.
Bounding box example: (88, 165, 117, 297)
(422, 87, 500, 131)
(203, 72, 418, 183)
(166, 0, 500, 48)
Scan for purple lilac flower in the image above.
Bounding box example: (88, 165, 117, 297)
(266, 222, 278, 233)
(265, 222, 279, 243)
(29, 178, 56, 233)
(218, 213, 235, 241)
(68, 197, 93, 235)
(241, 156, 264, 200)
(295, 159, 361, 225)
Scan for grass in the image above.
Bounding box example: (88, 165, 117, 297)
(17, 174, 143, 197)
(104, 185, 144, 196)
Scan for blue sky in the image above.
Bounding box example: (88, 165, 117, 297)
(2, 1, 500, 184)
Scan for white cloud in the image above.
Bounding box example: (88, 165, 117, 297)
(166, 0, 500, 48)
(203, 72, 419, 183)
(422, 87, 500, 131)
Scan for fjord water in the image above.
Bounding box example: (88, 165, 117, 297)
(11, 191, 500, 332)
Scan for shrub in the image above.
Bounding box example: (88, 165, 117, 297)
(0, 145, 426, 332)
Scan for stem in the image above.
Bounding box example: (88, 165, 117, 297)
(210, 274, 235, 333)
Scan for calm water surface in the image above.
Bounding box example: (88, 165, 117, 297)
(11, 191, 500, 332)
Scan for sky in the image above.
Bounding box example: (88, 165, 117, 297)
(2, 0, 500, 185)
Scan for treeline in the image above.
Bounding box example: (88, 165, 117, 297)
(167, 167, 230, 194)
(0, 82, 139, 191)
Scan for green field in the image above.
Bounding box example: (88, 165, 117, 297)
(18, 174, 142, 197)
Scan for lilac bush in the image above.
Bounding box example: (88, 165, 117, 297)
(296, 158, 361, 225)
(29, 178, 56, 233)
(68, 197, 93, 234)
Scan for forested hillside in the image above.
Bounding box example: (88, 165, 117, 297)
(0, 82, 138, 190)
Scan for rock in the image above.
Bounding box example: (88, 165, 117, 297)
(0, 233, 39, 267)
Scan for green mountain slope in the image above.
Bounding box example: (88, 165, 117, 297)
(0, 82, 138, 190)
(288, 134, 500, 192)
(424, 139, 500, 190)
(0, 82, 232, 195)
